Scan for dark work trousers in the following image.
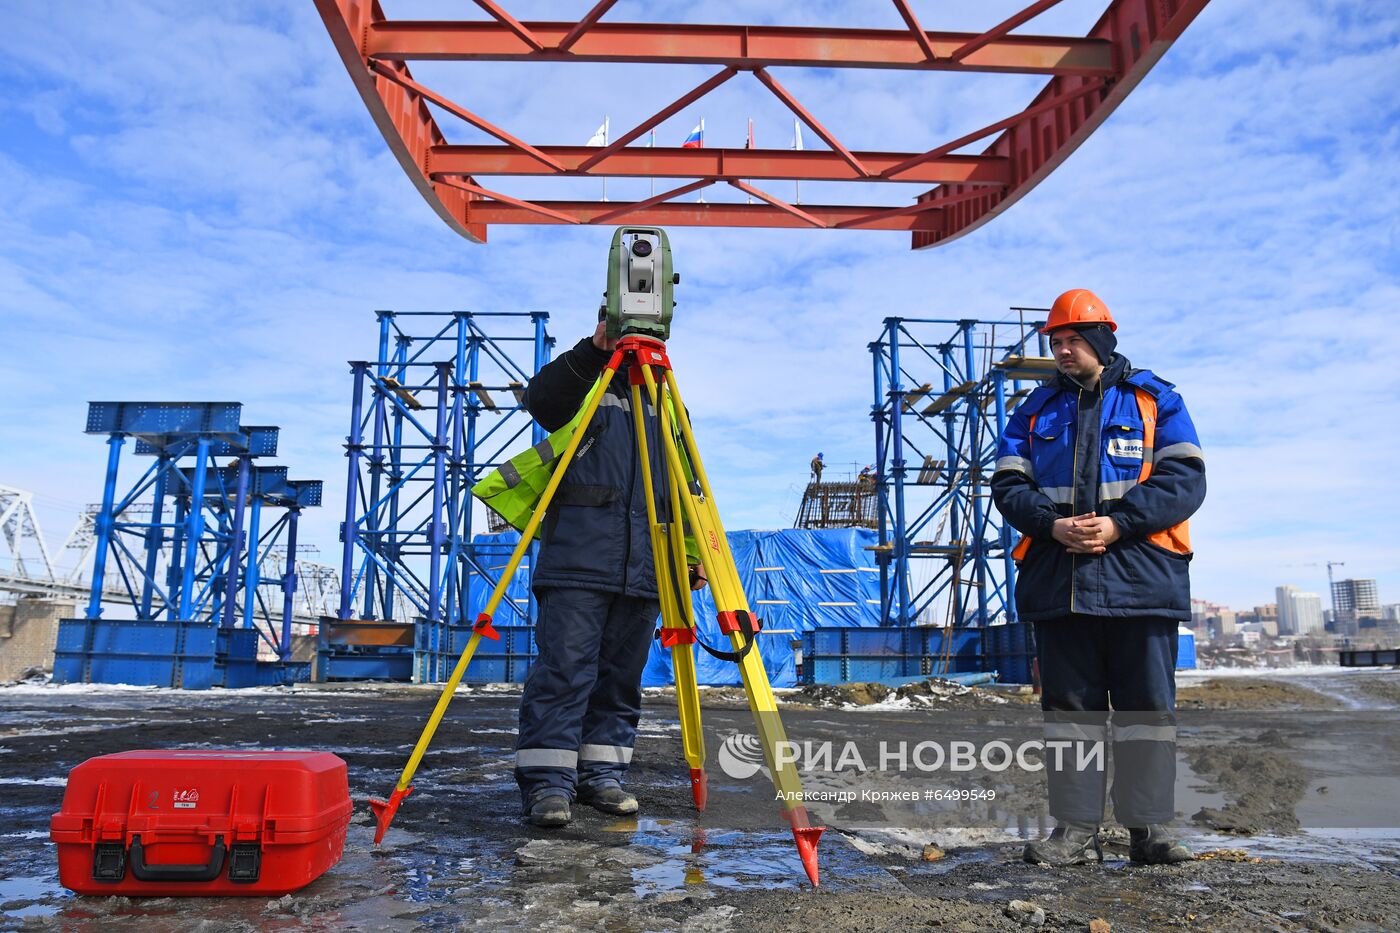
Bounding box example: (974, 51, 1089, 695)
(1034, 614, 1180, 827)
(514, 587, 660, 808)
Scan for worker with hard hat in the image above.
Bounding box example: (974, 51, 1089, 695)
(811, 452, 825, 482)
(991, 289, 1206, 866)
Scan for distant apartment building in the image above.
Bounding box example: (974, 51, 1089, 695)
(1203, 610, 1237, 642)
(1332, 578, 1381, 628)
(1191, 598, 1227, 623)
(1367, 619, 1400, 643)
(1191, 598, 1235, 640)
(1277, 586, 1299, 634)
(1232, 627, 1263, 647)
(1277, 585, 1325, 636)
(1234, 603, 1279, 636)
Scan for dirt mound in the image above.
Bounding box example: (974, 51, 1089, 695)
(784, 677, 1035, 709)
(1189, 740, 1309, 834)
(791, 682, 891, 707)
(1177, 678, 1340, 710)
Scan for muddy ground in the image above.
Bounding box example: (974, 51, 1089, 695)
(2, 669, 1399, 932)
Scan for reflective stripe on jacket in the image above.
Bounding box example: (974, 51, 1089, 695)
(472, 380, 604, 537)
(990, 355, 1206, 622)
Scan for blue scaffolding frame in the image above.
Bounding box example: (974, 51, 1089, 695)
(168, 462, 324, 684)
(54, 402, 321, 689)
(332, 310, 551, 682)
(869, 313, 1050, 636)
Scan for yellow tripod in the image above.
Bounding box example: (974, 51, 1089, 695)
(368, 335, 823, 886)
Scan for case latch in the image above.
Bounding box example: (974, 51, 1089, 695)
(227, 843, 262, 883)
(91, 842, 126, 882)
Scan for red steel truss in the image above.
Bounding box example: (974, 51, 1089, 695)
(314, 0, 1210, 248)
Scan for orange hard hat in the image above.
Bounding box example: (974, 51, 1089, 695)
(1041, 289, 1116, 334)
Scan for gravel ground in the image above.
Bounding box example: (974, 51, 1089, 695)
(2, 669, 1398, 932)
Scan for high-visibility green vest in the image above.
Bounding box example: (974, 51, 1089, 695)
(472, 380, 696, 557)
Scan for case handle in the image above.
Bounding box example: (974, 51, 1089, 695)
(128, 834, 227, 882)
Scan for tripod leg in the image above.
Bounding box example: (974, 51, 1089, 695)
(368, 353, 625, 844)
(629, 382, 708, 810)
(642, 364, 823, 886)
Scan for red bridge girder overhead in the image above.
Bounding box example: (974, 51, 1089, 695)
(314, 0, 1210, 248)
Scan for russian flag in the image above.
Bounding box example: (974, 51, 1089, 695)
(681, 119, 704, 148)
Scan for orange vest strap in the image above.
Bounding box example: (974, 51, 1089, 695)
(1133, 387, 1191, 554)
(1011, 414, 1039, 561)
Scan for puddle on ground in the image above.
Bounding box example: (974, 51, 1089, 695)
(1294, 672, 1399, 711)
(1192, 829, 1400, 869)
(598, 818, 816, 894)
(1297, 775, 1400, 829)
(0, 874, 66, 921)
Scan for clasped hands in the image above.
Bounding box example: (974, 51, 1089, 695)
(1051, 512, 1121, 555)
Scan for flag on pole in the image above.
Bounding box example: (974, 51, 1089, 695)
(682, 119, 704, 148)
(682, 119, 705, 200)
(586, 117, 609, 200)
(792, 118, 804, 204)
(744, 118, 754, 203)
(586, 119, 607, 147)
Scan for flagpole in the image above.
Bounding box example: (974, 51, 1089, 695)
(745, 117, 753, 204)
(602, 115, 609, 202)
(649, 129, 655, 198)
(793, 117, 803, 205)
(697, 118, 705, 203)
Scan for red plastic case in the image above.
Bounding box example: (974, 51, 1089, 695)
(50, 750, 353, 896)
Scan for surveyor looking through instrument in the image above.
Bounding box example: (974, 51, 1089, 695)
(369, 227, 825, 886)
(508, 316, 707, 827)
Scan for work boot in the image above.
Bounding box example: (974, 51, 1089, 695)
(577, 783, 638, 816)
(526, 793, 572, 828)
(1128, 824, 1193, 864)
(1023, 822, 1103, 866)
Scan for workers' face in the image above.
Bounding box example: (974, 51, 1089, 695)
(1049, 329, 1103, 381)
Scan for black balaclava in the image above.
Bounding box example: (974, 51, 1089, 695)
(1071, 323, 1118, 365)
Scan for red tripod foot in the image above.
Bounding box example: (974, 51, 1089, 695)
(368, 785, 413, 844)
(689, 768, 708, 811)
(784, 806, 824, 886)
(792, 825, 824, 887)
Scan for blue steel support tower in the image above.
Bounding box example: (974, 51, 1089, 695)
(331, 310, 551, 682)
(869, 314, 1051, 642)
(54, 403, 320, 688)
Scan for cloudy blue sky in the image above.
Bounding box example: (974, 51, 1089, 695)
(2, 1, 1397, 614)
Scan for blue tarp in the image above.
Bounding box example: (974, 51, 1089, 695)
(466, 528, 883, 687)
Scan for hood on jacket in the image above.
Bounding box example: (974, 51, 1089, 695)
(1057, 352, 1130, 393)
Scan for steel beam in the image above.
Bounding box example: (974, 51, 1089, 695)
(911, 0, 1211, 249)
(430, 145, 1007, 185)
(315, 0, 1212, 247)
(950, 0, 1069, 61)
(314, 0, 486, 243)
(365, 21, 1114, 75)
(463, 200, 947, 232)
